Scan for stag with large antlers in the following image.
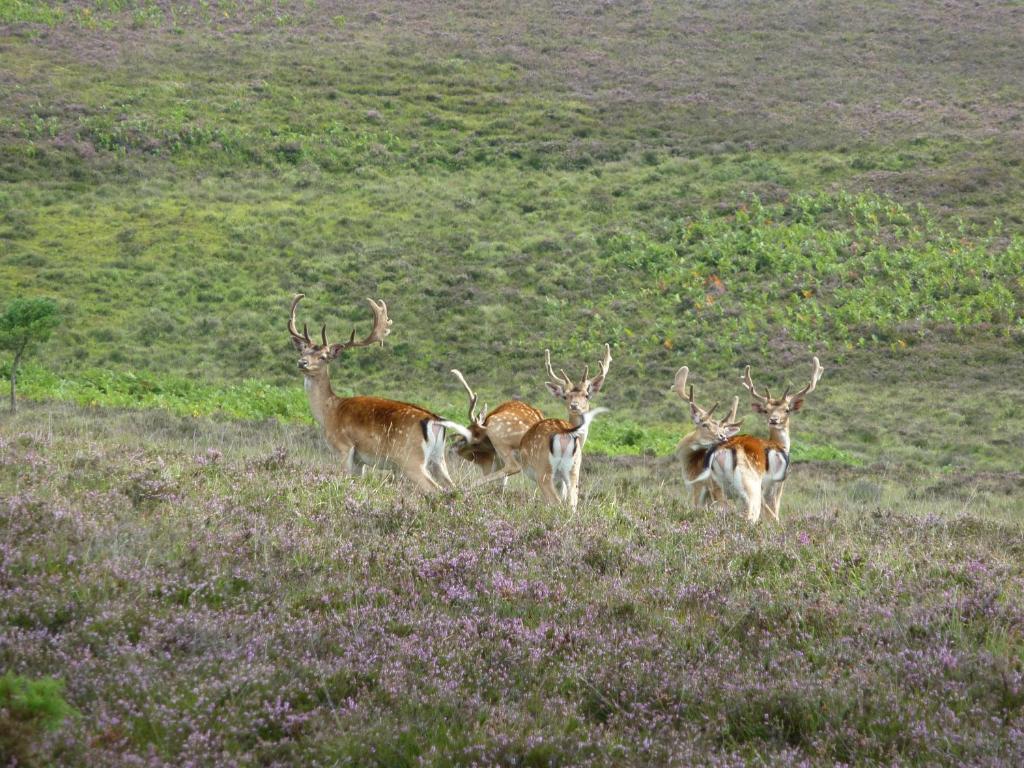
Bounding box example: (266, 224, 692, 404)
(448, 369, 544, 488)
(693, 356, 825, 522)
(486, 344, 613, 512)
(288, 294, 465, 493)
(672, 366, 743, 508)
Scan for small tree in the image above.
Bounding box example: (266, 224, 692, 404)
(0, 297, 60, 413)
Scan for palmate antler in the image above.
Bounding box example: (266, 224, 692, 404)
(288, 293, 313, 347)
(741, 364, 771, 406)
(544, 349, 574, 393)
(584, 343, 612, 394)
(450, 369, 487, 427)
(789, 356, 824, 403)
(546, 343, 613, 393)
(741, 356, 824, 405)
(288, 294, 392, 351)
(673, 365, 720, 418)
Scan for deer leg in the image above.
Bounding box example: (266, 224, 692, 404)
(403, 462, 444, 494)
(567, 457, 582, 514)
(431, 457, 456, 490)
(691, 480, 712, 509)
(337, 442, 362, 476)
(741, 474, 763, 524)
(470, 457, 523, 489)
(764, 482, 784, 522)
(536, 470, 562, 505)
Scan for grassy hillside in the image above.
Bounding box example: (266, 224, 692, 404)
(2, 2, 1023, 422)
(2, 402, 1023, 766)
(3, 3, 1024, 765)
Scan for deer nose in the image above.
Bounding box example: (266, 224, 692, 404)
(297, 360, 309, 369)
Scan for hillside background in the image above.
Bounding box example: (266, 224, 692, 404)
(5, 3, 1024, 766)
(2, 0, 1023, 464)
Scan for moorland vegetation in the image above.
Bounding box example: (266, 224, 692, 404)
(2, 1, 1024, 765)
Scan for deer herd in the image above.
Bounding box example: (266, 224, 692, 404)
(288, 294, 825, 523)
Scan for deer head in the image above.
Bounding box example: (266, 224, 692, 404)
(288, 293, 392, 376)
(673, 366, 743, 446)
(741, 356, 824, 431)
(449, 369, 490, 447)
(544, 343, 612, 417)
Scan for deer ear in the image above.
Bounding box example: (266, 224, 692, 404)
(723, 422, 743, 438)
(327, 344, 346, 359)
(290, 336, 306, 351)
(751, 401, 768, 414)
(545, 382, 566, 399)
(587, 376, 605, 396)
(790, 397, 806, 411)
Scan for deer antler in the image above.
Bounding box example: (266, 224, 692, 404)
(288, 294, 312, 346)
(673, 366, 691, 402)
(585, 343, 612, 393)
(451, 369, 486, 426)
(727, 396, 739, 423)
(673, 366, 718, 416)
(788, 356, 824, 402)
(741, 364, 771, 405)
(545, 349, 573, 391)
(331, 298, 392, 351)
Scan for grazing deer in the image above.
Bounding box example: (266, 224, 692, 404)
(673, 366, 742, 508)
(693, 357, 825, 522)
(505, 344, 613, 511)
(288, 294, 464, 493)
(448, 369, 544, 488)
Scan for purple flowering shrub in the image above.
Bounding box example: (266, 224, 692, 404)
(1, 405, 1023, 766)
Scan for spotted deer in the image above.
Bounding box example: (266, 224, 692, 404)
(508, 344, 612, 512)
(448, 369, 544, 488)
(673, 366, 742, 508)
(693, 357, 824, 522)
(288, 294, 465, 493)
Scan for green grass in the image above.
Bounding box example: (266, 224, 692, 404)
(2, 2, 1024, 763)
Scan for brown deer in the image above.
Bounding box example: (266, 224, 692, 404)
(672, 366, 742, 508)
(508, 344, 613, 511)
(448, 369, 544, 488)
(288, 294, 464, 493)
(693, 357, 824, 522)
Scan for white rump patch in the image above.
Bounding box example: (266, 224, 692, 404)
(549, 433, 577, 495)
(767, 449, 789, 482)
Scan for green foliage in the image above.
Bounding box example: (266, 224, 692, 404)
(0, 673, 75, 765)
(0, 297, 59, 357)
(0, 0, 64, 25)
(0, 673, 74, 730)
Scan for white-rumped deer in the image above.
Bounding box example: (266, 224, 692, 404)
(508, 344, 613, 512)
(448, 369, 544, 488)
(673, 366, 742, 508)
(693, 357, 824, 522)
(288, 294, 465, 493)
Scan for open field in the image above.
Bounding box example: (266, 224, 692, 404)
(2, 401, 1024, 766)
(2, 0, 1024, 764)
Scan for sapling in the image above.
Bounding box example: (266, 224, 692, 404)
(0, 297, 59, 413)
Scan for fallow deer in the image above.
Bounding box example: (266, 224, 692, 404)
(448, 369, 544, 488)
(673, 366, 742, 508)
(288, 294, 465, 493)
(507, 344, 613, 512)
(693, 357, 825, 522)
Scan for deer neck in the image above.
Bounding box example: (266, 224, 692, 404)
(303, 371, 339, 428)
(569, 411, 585, 428)
(769, 424, 791, 453)
(678, 430, 708, 456)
